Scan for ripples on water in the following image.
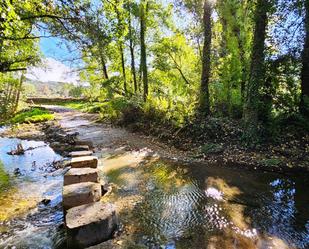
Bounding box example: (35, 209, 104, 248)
(0, 138, 65, 249)
(133, 161, 309, 249)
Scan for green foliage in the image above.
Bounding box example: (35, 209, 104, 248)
(0, 162, 10, 193)
(0, 0, 44, 72)
(0, 0, 307, 148)
(9, 108, 54, 124)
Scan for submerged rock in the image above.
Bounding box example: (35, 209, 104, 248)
(7, 144, 24, 155)
(13, 168, 21, 176)
(40, 198, 51, 206)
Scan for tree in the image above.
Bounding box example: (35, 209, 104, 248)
(300, 0, 309, 117)
(127, 1, 138, 93)
(243, 0, 270, 141)
(199, 0, 213, 116)
(140, 0, 148, 101)
(216, 0, 253, 116)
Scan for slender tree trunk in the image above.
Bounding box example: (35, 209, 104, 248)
(199, 0, 212, 116)
(102, 61, 108, 79)
(236, 23, 247, 105)
(243, 0, 268, 140)
(176, 67, 190, 85)
(99, 52, 109, 80)
(240, 47, 246, 104)
(140, 0, 148, 101)
(300, 0, 309, 117)
(6, 84, 13, 106)
(13, 74, 24, 113)
(119, 43, 127, 94)
(128, 9, 137, 94)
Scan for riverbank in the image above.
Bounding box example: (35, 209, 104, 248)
(3, 105, 309, 175)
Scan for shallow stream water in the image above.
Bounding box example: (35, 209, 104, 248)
(0, 137, 65, 249)
(121, 160, 309, 249)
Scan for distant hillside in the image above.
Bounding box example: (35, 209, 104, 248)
(24, 78, 77, 97)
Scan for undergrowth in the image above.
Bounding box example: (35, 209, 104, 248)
(55, 97, 308, 147)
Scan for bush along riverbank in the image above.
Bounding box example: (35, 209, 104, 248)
(58, 98, 309, 175)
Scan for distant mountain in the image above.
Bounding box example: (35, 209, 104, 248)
(24, 77, 75, 97)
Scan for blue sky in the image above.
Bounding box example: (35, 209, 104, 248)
(40, 36, 81, 67)
(25, 36, 81, 84)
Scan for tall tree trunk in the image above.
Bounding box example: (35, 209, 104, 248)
(119, 43, 127, 94)
(140, 0, 148, 101)
(99, 52, 109, 80)
(102, 61, 109, 80)
(199, 0, 212, 116)
(300, 0, 309, 117)
(243, 0, 268, 140)
(13, 74, 24, 113)
(128, 8, 137, 94)
(98, 39, 109, 80)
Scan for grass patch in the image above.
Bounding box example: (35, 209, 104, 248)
(0, 162, 10, 193)
(52, 101, 104, 113)
(9, 108, 54, 124)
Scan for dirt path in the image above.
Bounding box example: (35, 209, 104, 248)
(52, 106, 191, 160)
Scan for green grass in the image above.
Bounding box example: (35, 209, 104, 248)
(9, 108, 54, 124)
(0, 162, 10, 193)
(26, 100, 89, 112)
(52, 101, 103, 113)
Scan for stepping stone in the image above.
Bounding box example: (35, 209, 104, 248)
(69, 156, 98, 168)
(73, 145, 90, 151)
(69, 150, 93, 157)
(64, 168, 99, 186)
(62, 182, 101, 211)
(66, 202, 118, 249)
(75, 140, 93, 148)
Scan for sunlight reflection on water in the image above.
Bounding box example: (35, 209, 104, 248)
(132, 160, 309, 249)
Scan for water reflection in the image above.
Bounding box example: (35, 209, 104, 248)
(250, 178, 309, 249)
(132, 161, 309, 249)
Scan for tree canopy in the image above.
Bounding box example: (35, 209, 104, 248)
(0, 0, 308, 141)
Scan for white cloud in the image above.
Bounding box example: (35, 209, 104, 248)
(26, 58, 80, 84)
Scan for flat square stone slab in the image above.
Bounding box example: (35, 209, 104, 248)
(69, 151, 93, 157)
(64, 168, 99, 186)
(63, 182, 101, 210)
(73, 145, 90, 151)
(69, 156, 98, 168)
(66, 202, 118, 248)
